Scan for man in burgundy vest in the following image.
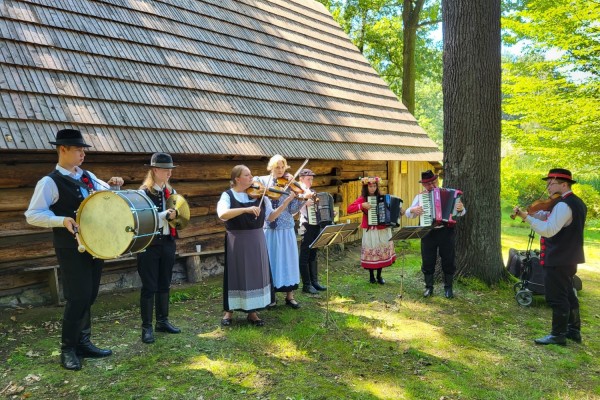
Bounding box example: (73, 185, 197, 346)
(25, 129, 123, 370)
(513, 168, 587, 345)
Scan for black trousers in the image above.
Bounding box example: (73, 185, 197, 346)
(299, 223, 321, 268)
(56, 248, 104, 322)
(420, 227, 456, 275)
(137, 236, 176, 300)
(544, 264, 579, 317)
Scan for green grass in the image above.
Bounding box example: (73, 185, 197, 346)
(1, 218, 599, 400)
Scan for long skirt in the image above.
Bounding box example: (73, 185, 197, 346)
(360, 228, 396, 269)
(223, 228, 274, 312)
(264, 228, 300, 292)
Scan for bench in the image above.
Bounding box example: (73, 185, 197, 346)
(22, 265, 62, 305)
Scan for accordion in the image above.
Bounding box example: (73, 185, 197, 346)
(419, 188, 463, 227)
(367, 195, 403, 227)
(307, 192, 334, 227)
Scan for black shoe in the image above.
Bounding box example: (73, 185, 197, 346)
(370, 277, 377, 284)
(566, 331, 582, 343)
(220, 318, 232, 327)
(247, 316, 265, 326)
(285, 299, 301, 309)
(61, 349, 82, 371)
(155, 321, 181, 334)
(534, 334, 567, 345)
(76, 342, 112, 358)
(302, 285, 318, 294)
(444, 287, 454, 299)
(142, 327, 155, 344)
(312, 282, 327, 291)
(377, 277, 385, 285)
(423, 288, 433, 297)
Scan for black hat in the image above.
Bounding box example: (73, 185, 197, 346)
(146, 152, 177, 169)
(542, 168, 577, 184)
(299, 169, 315, 177)
(49, 129, 91, 147)
(419, 170, 438, 183)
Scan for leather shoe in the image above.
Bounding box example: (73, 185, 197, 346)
(566, 331, 582, 343)
(423, 288, 433, 297)
(285, 298, 301, 309)
(370, 277, 377, 284)
(220, 318, 232, 327)
(377, 277, 385, 285)
(534, 334, 567, 345)
(142, 327, 155, 344)
(76, 342, 113, 358)
(444, 287, 454, 299)
(312, 282, 327, 291)
(302, 284, 318, 294)
(247, 316, 265, 326)
(155, 321, 181, 334)
(61, 349, 82, 371)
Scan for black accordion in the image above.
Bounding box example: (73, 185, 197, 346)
(367, 195, 403, 227)
(307, 192, 334, 227)
(419, 188, 462, 227)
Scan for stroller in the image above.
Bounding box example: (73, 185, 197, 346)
(506, 230, 582, 306)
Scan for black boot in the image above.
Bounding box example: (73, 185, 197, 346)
(423, 274, 434, 297)
(310, 261, 326, 291)
(369, 270, 376, 284)
(301, 260, 317, 293)
(444, 274, 454, 299)
(141, 296, 155, 344)
(155, 292, 181, 334)
(376, 268, 385, 285)
(76, 311, 112, 358)
(61, 319, 83, 371)
(566, 308, 582, 343)
(535, 311, 568, 345)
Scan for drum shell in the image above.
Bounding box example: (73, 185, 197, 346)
(76, 190, 158, 259)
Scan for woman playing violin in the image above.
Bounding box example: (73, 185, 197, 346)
(217, 165, 296, 326)
(513, 168, 587, 346)
(255, 155, 305, 309)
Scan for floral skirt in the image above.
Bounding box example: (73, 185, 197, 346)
(360, 228, 396, 269)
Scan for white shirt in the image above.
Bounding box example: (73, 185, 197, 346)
(25, 165, 107, 228)
(526, 192, 573, 238)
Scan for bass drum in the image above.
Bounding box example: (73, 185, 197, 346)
(76, 190, 158, 259)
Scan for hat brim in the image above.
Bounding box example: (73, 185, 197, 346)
(542, 177, 576, 184)
(145, 163, 177, 169)
(419, 175, 438, 183)
(49, 140, 92, 148)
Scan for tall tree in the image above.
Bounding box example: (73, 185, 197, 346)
(442, 0, 505, 283)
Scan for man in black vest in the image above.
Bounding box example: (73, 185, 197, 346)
(513, 168, 587, 345)
(25, 129, 124, 370)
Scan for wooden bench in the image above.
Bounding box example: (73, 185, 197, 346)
(22, 265, 62, 305)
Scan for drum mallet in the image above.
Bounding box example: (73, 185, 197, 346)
(73, 226, 86, 253)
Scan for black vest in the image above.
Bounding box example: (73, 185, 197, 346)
(224, 190, 265, 231)
(48, 170, 92, 248)
(540, 193, 587, 267)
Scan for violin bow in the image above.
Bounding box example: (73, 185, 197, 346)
(255, 171, 273, 215)
(283, 159, 309, 192)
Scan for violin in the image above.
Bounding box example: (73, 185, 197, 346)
(510, 193, 561, 220)
(246, 182, 288, 200)
(276, 177, 304, 195)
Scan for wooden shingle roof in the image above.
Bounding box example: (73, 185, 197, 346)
(0, 0, 441, 161)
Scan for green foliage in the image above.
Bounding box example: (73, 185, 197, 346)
(574, 184, 600, 220)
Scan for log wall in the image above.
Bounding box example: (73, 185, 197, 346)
(0, 150, 433, 304)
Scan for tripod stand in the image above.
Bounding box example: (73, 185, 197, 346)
(389, 225, 432, 299)
(308, 222, 359, 329)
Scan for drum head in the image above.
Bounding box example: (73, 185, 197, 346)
(77, 191, 139, 259)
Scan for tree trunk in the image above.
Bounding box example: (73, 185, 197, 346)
(402, 0, 424, 114)
(442, 0, 505, 284)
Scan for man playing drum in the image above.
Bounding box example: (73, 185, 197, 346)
(25, 129, 124, 371)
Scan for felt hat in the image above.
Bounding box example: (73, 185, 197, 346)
(542, 168, 576, 184)
(49, 129, 91, 147)
(146, 152, 177, 169)
(419, 170, 438, 184)
(299, 169, 315, 177)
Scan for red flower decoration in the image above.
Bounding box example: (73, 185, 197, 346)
(81, 176, 94, 190)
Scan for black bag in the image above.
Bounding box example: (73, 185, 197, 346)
(506, 248, 545, 295)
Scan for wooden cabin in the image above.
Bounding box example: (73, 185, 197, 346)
(0, 0, 441, 306)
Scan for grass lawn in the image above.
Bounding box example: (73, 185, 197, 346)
(1, 215, 599, 399)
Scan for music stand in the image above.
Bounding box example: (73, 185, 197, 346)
(309, 222, 359, 329)
(389, 225, 433, 300)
